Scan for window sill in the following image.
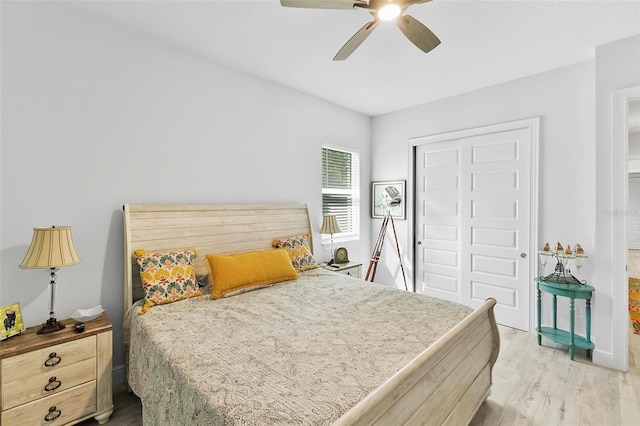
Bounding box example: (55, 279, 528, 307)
(321, 234, 359, 245)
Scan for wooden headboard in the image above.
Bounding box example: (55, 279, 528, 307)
(123, 203, 313, 309)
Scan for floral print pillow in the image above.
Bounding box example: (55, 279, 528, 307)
(134, 248, 202, 314)
(272, 234, 319, 272)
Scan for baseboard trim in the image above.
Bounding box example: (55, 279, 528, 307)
(113, 364, 126, 385)
(592, 348, 615, 369)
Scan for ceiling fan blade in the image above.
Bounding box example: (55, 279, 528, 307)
(281, 0, 367, 9)
(396, 14, 441, 54)
(397, 0, 432, 5)
(333, 19, 379, 61)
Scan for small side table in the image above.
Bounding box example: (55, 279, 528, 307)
(536, 278, 595, 360)
(321, 262, 362, 279)
(0, 313, 113, 424)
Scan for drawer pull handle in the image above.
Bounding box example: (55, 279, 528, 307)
(44, 406, 61, 422)
(44, 352, 61, 367)
(44, 376, 62, 392)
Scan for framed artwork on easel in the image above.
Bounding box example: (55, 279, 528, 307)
(371, 180, 406, 220)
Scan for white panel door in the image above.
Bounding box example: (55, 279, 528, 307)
(416, 142, 463, 299)
(415, 123, 534, 331)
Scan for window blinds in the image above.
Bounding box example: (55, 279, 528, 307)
(322, 147, 358, 234)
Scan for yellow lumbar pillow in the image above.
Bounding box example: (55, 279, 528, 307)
(206, 248, 298, 300)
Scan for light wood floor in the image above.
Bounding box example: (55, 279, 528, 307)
(81, 326, 640, 426)
(470, 326, 640, 426)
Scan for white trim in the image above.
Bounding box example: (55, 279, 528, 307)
(322, 232, 359, 245)
(406, 143, 416, 292)
(322, 142, 361, 156)
(409, 118, 540, 332)
(602, 86, 640, 371)
(592, 348, 614, 367)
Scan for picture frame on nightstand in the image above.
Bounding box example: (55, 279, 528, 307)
(0, 302, 25, 340)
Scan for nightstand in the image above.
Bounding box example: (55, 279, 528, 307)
(322, 262, 362, 278)
(0, 313, 113, 424)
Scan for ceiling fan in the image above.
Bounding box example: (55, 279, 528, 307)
(280, 0, 440, 61)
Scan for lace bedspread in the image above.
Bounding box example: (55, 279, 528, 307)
(126, 268, 473, 425)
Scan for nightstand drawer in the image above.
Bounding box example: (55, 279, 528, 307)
(321, 262, 362, 279)
(2, 356, 96, 410)
(1, 381, 96, 425)
(1, 336, 97, 409)
(1, 336, 96, 382)
(334, 264, 361, 278)
(335, 267, 360, 278)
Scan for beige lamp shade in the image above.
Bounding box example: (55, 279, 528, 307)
(320, 215, 341, 235)
(20, 226, 81, 269)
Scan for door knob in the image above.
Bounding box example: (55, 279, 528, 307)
(417, 241, 422, 245)
(520, 253, 527, 258)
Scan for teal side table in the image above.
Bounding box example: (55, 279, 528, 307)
(536, 278, 595, 360)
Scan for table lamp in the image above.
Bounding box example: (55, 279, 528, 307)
(320, 215, 341, 264)
(20, 226, 81, 334)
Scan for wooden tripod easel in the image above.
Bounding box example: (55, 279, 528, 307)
(365, 213, 408, 291)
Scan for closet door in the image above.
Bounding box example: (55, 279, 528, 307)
(414, 120, 535, 331)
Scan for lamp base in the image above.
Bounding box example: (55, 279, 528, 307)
(37, 318, 66, 335)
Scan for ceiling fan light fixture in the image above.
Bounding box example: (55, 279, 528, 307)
(281, 0, 439, 60)
(378, 4, 401, 21)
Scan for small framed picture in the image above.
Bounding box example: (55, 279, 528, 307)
(1, 303, 25, 340)
(371, 180, 406, 220)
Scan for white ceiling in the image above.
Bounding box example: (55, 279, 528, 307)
(71, 0, 640, 117)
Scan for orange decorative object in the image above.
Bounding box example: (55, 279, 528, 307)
(564, 245, 572, 255)
(542, 242, 550, 251)
(555, 242, 564, 252)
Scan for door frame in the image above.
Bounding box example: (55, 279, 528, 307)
(602, 85, 640, 371)
(408, 118, 540, 332)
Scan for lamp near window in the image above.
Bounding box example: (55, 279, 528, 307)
(20, 226, 82, 334)
(320, 215, 341, 264)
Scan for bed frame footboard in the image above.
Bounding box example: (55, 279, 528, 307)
(335, 298, 499, 426)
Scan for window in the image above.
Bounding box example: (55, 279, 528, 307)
(322, 146, 359, 241)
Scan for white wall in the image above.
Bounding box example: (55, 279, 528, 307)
(372, 61, 596, 284)
(0, 2, 371, 379)
(371, 62, 596, 333)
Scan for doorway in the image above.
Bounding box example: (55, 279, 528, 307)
(411, 118, 539, 331)
(605, 86, 640, 371)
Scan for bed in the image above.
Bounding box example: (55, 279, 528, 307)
(123, 203, 499, 425)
